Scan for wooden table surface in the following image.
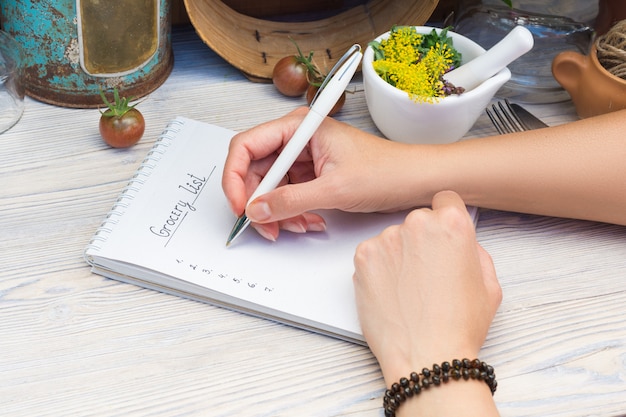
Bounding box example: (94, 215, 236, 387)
(1, 26, 625, 417)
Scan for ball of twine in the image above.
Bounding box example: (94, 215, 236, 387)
(596, 19, 626, 80)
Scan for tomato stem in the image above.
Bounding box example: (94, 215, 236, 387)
(289, 37, 323, 83)
(99, 87, 138, 118)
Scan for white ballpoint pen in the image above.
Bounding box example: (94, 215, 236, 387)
(226, 44, 363, 246)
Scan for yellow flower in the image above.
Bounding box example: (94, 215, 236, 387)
(378, 26, 422, 65)
(371, 27, 458, 102)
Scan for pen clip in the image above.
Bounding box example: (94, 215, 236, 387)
(309, 44, 361, 108)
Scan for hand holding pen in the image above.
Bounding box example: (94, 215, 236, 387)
(226, 44, 363, 245)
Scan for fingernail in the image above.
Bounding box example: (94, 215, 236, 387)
(282, 221, 307, 234)
(308, 221, 327, 232)
(247, 201, 271, 222)
(255, 226, 277, 242)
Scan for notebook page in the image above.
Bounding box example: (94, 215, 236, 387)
(87, 117, 410, 341)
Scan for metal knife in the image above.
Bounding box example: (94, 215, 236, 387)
(510, 103, 549, 130)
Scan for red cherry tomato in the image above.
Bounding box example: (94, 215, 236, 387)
(98, 87, 145, 148)
(99, 109, 145, 148)
(272, 55, 310, 97)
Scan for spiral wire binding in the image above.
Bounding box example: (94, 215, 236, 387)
(83, 118, 186, 264)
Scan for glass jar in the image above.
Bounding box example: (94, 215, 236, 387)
(450, 0, 596, 103)
(0, 30, 24, 134)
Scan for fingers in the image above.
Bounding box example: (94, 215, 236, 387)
(428, 190, 478, 236)
(251, 212, 327, 241)
(431, 190, 502, 310)
(431, 189, 469, 213)
(221, 143, 251, 216)
(222, 107, 330, 242)
(222, 108, 309, 215)
(246, 177, 327, 221)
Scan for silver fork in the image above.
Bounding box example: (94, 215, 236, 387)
(486, 99, 526, 134)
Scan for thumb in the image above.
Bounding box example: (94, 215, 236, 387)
(246, 180, 329, 223)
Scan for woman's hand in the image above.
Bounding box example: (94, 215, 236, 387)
(222, 107, 426, 240)
(223, 107, 626, 243)
(353, 190, 502, 386)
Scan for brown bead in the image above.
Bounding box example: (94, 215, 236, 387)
(432, 364, 442, 375)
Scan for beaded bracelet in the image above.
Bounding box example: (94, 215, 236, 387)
(383, 358, 497, 417)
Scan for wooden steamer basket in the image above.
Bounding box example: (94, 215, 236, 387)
(183, 0, 440, 81)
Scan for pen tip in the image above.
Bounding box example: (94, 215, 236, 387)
(226, 214, 250, 247)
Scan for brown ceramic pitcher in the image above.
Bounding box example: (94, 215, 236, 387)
(552, 45, 626, 118)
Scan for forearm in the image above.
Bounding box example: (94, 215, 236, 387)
(404, 110, 626, 225)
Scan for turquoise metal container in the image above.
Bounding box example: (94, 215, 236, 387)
(0, 0, 173, 108)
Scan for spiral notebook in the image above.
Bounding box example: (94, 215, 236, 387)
(84, 116, 476, 345)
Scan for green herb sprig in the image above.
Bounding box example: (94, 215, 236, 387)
(417, 27, 462, 70)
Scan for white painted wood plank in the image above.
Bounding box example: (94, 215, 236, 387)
(1, 25, 624, 417)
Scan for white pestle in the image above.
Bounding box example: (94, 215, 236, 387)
(444, 25, 534, 92)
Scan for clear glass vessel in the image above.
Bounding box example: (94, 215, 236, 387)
(0, 30, 24, 133)
(450, 0, 596, 103)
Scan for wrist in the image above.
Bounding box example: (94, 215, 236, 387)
(378, 342, 481, 387)
(382, 359, 498, 417)
(396, 143, 454, 209)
